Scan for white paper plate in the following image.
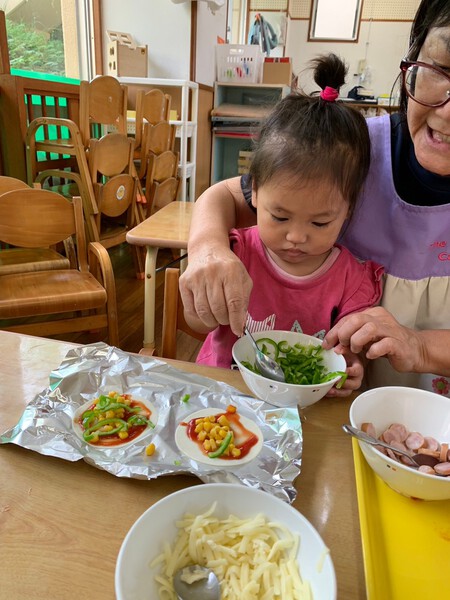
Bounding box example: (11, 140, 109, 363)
(73, 393, 158, 449)
(175, 407, 263, 467)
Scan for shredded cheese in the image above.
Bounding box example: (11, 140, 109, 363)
(150, 502, 313, 600)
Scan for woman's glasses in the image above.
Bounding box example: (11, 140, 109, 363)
(400, 60, 450, 107)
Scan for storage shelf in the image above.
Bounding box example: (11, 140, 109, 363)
(118, 77, 198, 202)
(211, 82, 290, 184)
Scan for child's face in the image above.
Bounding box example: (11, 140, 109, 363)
(252, 175, 349, 276)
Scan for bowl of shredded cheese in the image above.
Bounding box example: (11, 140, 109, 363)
(115, 483, 336, 600)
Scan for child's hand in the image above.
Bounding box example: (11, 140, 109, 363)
(326, 348, 363, 397)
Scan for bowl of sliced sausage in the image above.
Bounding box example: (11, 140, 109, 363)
(349, 386, 450, 501)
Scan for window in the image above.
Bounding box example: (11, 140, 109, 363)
(3, 0, 95, 81)
(309, 0, 363, 42)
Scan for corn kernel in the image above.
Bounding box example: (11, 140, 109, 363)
(108, 391, 116, 398)
(203, 440, 211, 451)
(203, 421, 212, 432)
(208, 416, 216, 423)
(105, 410, 115, 419)
(100, 424, 113, 432)
(194, 423, 204, 433)
(218, 415, 230, 427)
(118, 431, 129, 439)
(197, 430, 207, 442)
(227, 405, 237, 413)
(219, 428, 228, 439)
(145, 443, 156, 456)
(209, 438, 217, 451)
(231, 448, 241, 457)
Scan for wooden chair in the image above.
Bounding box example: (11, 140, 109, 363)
(79, 75, 128, 146)
(87, 133, 145, 278)
(134, 88, 171, 165)
(25, 76, 129, 242)
(146, 176, 180, 215)
(144, 150, 179, 204)
(160, 268, 206, 359)
(0, 176, 72, 274)
(138, 121, 176, 178)
(0, 189, 119, 345)
(0, 176, 29, 194)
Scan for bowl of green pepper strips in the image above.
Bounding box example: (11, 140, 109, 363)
(232, 331, 347, 408)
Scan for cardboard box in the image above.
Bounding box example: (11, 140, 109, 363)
(237, 150, 253, 175)
(262, 58, 292, 86)
(107, 31, 148, 78)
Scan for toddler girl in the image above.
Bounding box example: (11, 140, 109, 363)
(190, 54, 384, 385)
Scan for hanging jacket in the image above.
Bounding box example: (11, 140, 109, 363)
(248, 14, 278, 56)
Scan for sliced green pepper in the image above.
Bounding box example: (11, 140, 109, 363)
(208, 431, 232, 458)
(82, 417, 128, 438)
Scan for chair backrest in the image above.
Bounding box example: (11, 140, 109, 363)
(79, 75, 128, 146)
(145, 150, 179, 189)
(161, 268, 206, 359)
(88, 133, 138, 234)
(88, 133, 135, 180)
(0, 176, 29, 195)
(135, 89, 171, 148)
(0, 189, 88, 271)
(142, 121, 176, 156)
(147, 176, 180, 214)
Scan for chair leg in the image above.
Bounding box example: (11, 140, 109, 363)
(131, 245, 146, 280)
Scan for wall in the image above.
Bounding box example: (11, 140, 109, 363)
(195, 1, 227, 86)
(286, 19, 411, 99)
(101, 0, 192, 79)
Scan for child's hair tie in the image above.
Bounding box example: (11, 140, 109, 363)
(320, 86, 339, 102)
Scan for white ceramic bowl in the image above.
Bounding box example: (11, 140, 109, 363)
(349, 386, 450, 501)
(115, 483, 336, 600)
(232, 330, 347, 408)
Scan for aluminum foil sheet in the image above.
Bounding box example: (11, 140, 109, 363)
(0, 343, 302, 503)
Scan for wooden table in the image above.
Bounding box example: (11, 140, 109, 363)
(126, 201, 193, 351)
(0, 331, 365, 599)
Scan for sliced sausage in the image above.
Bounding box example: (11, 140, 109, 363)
(405, 431, 425, 451)
(418, 465, 436, 475)
(361, 422, 377, 438)
(440, 443, 449, 463)
(387, 423, 408, 442)
(434, 462, 450, 476)
(423, 436, 440, 452)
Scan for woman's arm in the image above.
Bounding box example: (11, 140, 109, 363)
(180, 177, 257, 336)
(323, 306, 450, 376)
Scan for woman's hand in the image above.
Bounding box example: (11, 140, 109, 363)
(323, 307, 424, 373)
(179, 247, 253, 336)
(326, 347, 364, 398)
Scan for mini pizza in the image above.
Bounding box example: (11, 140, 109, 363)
(75, 391, 156, 447)
(175, 405, 263, 467)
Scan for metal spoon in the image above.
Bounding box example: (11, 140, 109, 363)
(244, 326, 285, 382)
(173, 565, 220, 600)
(342, 424, 439, 468)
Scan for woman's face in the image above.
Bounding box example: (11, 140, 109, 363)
(407, 26, 450, 176)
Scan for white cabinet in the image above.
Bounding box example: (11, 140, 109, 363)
(118, 77, 198, 202)
(211, 82, 291, 183)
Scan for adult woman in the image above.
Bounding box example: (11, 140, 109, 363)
(180, 0, 450, 395)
